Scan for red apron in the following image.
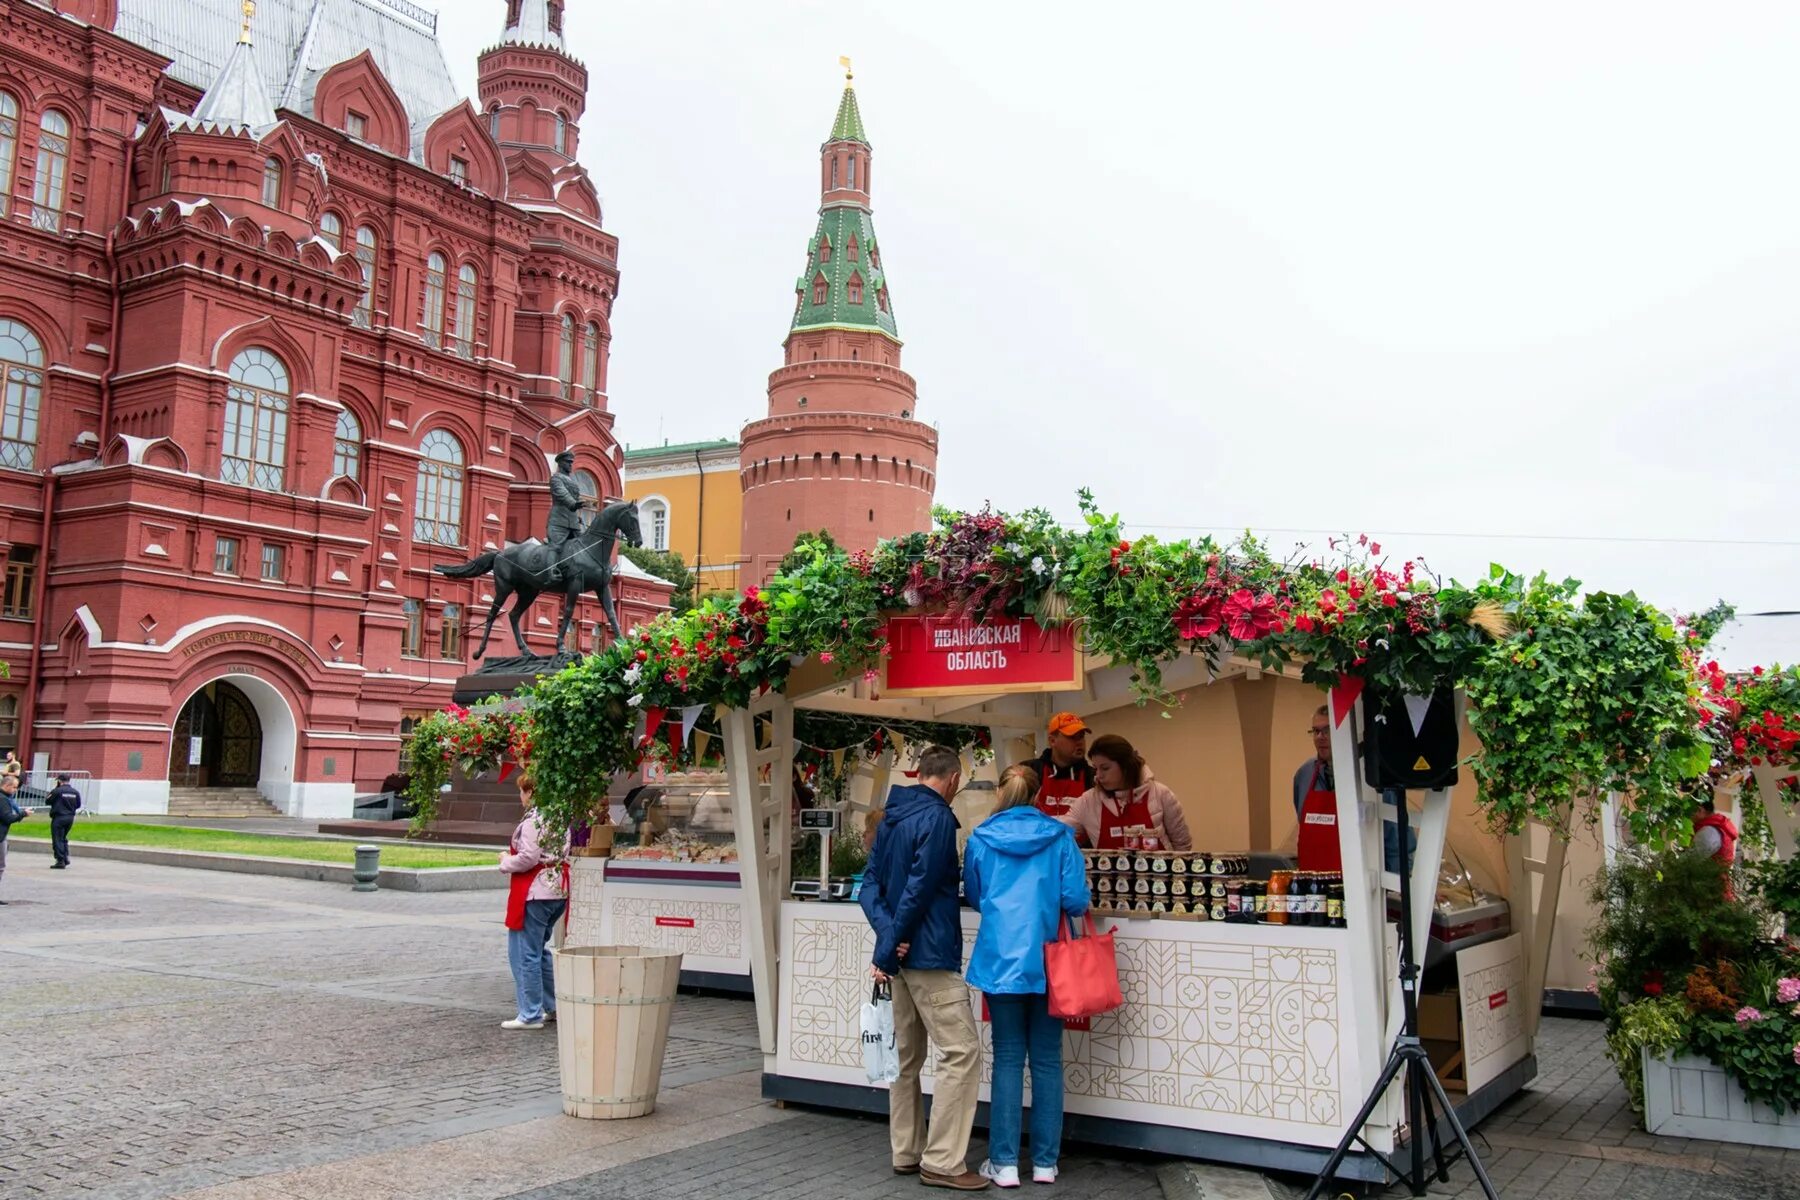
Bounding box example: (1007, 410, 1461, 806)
(1296, 762, 1344, 873)
(1036, 769, 1087, 818)
(1094, 789, 1157, 850)
(505, 864, 544, 931)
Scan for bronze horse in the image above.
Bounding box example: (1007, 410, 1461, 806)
(435, 500, 643, 660)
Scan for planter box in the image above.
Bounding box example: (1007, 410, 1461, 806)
(1642, 1050, 1800, 1149)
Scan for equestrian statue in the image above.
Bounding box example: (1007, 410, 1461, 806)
(435, 451, 642, 665)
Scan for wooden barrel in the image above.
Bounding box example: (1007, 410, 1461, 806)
(550, 945, 684, 1119)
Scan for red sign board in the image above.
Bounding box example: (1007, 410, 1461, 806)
(655, 916, 696, 929)
(881, 615, 1082, 697)
(1488, 990, 1509, 1010)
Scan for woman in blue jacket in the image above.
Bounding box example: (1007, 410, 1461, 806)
(963, 763, 1090, 1188)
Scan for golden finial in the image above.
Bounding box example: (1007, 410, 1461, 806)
(240, 0, 256, 44)
(839, 55, 853, 83)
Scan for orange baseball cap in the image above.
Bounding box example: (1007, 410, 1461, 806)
(1048, 712, 1090, 737)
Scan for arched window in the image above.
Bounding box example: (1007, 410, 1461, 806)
(0, 93, 19, 219)
(422, 252, 447, 348)
(318, 211, 343, 249)
(413, 429, 465, 545)
(440, 603, 462, 659)
(818, 235, 831, 264)
(812, 275, 827, 305)
(451, 263, 478, 358)
(32, 110, 70, 231)
(222, 348, 290, 491)
(848, 234, 859, 262)
(557, 313, 575, 399)
(0, 319, 44, 471)
(0, 694, 17, 742)
(847, 273, 863, 305)
(877, 287, 890, 313)
(401, 599, 422, 657)
(488, 105, 502, 139)
(580, 321, 599, 405)
(354, 225, 378, 327)
(332, 410, 362, 480)
(261, 157, 283, 207)
(573, 469, 599, 503)
(847, 153, 856, 189)
(554, 110, 567, 154)
(639, 497, 668, 552)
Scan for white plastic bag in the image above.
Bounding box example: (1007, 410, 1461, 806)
(862, 980, 899, 1084)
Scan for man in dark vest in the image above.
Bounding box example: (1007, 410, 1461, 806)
(46, 773, 81, 869)
(545, 451, 590, 588)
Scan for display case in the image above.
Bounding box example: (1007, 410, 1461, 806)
(611, 770, 741, 864)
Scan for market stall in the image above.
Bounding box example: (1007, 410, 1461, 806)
(719, 632, 1533, 1180)
(439, 505, 1706, 1185)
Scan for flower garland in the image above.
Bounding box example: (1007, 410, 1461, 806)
(402, 492, 1726, 848)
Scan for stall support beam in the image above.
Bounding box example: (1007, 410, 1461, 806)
(1506, 814, 1570, 1045)
(722, 697, 795, 1057)
(1750, 762, 1799, 859)
(1234, 676, 1278, 851)
(1329, 691, 1399, 1150)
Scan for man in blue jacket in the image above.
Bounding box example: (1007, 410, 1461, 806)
(860, 745, 987, 1191)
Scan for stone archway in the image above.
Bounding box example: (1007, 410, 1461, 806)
(167, 674, 298, 802)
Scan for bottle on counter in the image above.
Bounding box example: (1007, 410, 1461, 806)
(1328, 873, 1346, 927)
(1267, 870, 1290, 925)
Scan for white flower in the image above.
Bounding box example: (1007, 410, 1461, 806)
(1376, 638, 1390, 650)
(1005, 542, 1025, 556)
(1030, 556, 1047, 576)
(627, 692, 644, 708)
(1396, 591, 1412, 602)
(623, 663, 642, 686)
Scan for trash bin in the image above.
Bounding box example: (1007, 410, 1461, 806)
(550, 945, 684, 1119)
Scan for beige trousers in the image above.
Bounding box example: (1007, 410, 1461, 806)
(888, 967, 983, 1176)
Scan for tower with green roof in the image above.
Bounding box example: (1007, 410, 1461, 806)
(738, 66, 938, 582)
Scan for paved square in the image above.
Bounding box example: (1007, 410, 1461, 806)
(2, 856, 1796, 1200)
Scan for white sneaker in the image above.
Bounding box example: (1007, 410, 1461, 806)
(500, 1018, 545, 1030)
(979, 1161, 1020, 1188)
(1032, 1166, 1058, 1185)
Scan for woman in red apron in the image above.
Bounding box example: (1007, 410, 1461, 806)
(500, 777, 570, 1031)
(1060, 735, 1194, 850)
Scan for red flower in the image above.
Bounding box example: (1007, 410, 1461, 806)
(1319, 590, 1339, 613)
(1382, 592, 1399, 608)
(1174, 593, 1222, 641)
(1336, 569, 1351, 583)
(1295, 613, 1317, 633)
(1644, 981, 1664, 997)
(1370, 542, 1381, 555)
(1222, 589, 1279, 641)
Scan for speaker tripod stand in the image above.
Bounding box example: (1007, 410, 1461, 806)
(1303, 789, 1499, 1200)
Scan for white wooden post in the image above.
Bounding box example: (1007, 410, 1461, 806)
(1600, 791, 1623, 866)
(721, 694, 795, 1059)
(1750, 762, 1799, 859)
(1329, 690, 1398, 1148)
(1505, 812, 1570, 1045)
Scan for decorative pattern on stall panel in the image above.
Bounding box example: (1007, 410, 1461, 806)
(785, 917, 1343, 1126)
(563, 862, 608, 949)
(609, 895, 745, 958)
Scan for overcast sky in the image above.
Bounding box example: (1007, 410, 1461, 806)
(439, 1, 1800, 614)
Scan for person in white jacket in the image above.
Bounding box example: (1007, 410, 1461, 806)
(499, 778, 569, 1030)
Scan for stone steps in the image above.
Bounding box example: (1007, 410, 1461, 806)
(166, 788, 283, 819)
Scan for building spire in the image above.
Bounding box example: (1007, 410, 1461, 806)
(829, 64, 868, 146)
(191, 3, 278, 134)
(503, 0, 567, 51)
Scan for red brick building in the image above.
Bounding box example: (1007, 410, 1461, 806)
(738, 72, 938, 580)
(0, 0, 666, 815)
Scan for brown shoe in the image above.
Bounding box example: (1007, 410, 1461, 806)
(920, 1168, 990, 1190)
(893, 1164, 921, 1176)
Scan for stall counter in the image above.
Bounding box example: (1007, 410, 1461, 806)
(771, 900, 1376, 1163)
(565, 857, 751, 992)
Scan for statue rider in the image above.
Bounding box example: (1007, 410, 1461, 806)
(545, 450, 591, 588)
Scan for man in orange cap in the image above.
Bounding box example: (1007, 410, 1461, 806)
(1022, 712, 1094, 818)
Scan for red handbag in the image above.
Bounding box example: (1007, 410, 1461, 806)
(1044, 913, 1123, 1020)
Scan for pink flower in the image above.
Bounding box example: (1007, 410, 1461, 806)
(1794, 1042, 1800, 1067)
(1778, 978, 1800, 1005)
(819, 651, 835, 664)
(1735, 1006, 1764, 1024)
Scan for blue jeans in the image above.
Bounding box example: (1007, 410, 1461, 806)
(986, 992, 1064, 1170)
(507, 897, 566, 1022)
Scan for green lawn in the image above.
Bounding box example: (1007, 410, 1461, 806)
(8, 817, 495, 869)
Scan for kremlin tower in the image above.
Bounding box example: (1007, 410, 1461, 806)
(738, 68, 938, 582)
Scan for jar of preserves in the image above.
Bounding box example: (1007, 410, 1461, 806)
(1267, 870, 1291, 925)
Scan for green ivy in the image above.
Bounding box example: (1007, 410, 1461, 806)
(1605, 996, 1690, 1115)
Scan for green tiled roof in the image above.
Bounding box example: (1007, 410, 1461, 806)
(623, 438, 739, 460)
(791, 205, 898, 339)
(829, 85, 868, 145)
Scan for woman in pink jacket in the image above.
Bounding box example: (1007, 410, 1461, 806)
(1058, 734, 1193, 851)
(500, 777, 570, 1030)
